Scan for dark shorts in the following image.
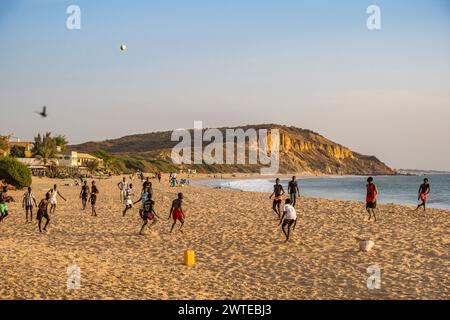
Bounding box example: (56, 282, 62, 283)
(282, 219, 296, 227)
(25, 205, 34, 210)
(90, 196, 97, 205)
(273, 199, 282, 205)
(366, 201, 377, 209)
(37, 209, 49, 220)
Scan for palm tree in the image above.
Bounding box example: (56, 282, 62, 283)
(34, 132, 57, 165)
(54, 135, 68, 152)
(86, 160, 100, 173)
(0, 136, 10, 155)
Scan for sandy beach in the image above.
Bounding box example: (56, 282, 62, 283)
(0, 175, 448, 300)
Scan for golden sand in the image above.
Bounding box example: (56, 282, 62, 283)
(0, 175, 448, 299)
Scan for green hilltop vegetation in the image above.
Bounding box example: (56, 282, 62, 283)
(89, 150, 259, 174)
(89, 150, 176, 174)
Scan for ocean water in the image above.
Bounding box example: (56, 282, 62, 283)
(193, 174, 450, 210)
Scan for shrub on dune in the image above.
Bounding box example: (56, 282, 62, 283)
(0, 156, 32, 189)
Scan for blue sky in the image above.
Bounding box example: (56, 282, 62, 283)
(0, 0, 449, 170)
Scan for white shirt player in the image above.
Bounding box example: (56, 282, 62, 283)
(283, 204, 297, 220)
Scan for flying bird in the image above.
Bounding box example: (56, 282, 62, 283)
(36, 106, 47, 118)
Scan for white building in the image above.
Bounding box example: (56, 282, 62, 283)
(57, 151, 79, 167)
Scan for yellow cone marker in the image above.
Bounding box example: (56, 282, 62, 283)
(184, 250, 195, 266)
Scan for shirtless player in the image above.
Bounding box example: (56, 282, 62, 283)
(269, 178, 285, 218)
(168, 193, 185, 233)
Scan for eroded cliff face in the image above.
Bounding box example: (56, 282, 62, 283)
(279, 132, 355, 160)
(274, 127, 394, 175)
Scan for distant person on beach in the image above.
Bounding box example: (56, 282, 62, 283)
(122, 183, 134, 216)
(139, 198, 160, 235)
(0, 188, 9, 222)
(134, 186, 150, 216)
(288, 176, 300, 206)
(37, 192, 51, 232)
(416, 178, 431, 212)
(168, 193, 185, 233)
(269, 178, 285, 218)
(170, 176, 177, 187)
(157, 172, 162, 183)
(48, 184, 66, 214)
(89, 181, 99, 216)
(23, 187, 37, 222)
(142, 177, 150, 189)
(0, 186, 14, 203)
(117, 177, 128, 203)
(80, 181, 90, 210)
(279, 198, 297, 242)
(142, 177, 153, 196)
(366, 177, 378, 222)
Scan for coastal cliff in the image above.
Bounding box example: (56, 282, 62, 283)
(70, 124, 395, 175)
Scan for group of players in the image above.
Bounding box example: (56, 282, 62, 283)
(1, 184, 68, 232)
(0, 174, 186, 235)
(0, 174, 432, 240)
(269, 176, 432, 242)
(116, 176, 186, 235)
